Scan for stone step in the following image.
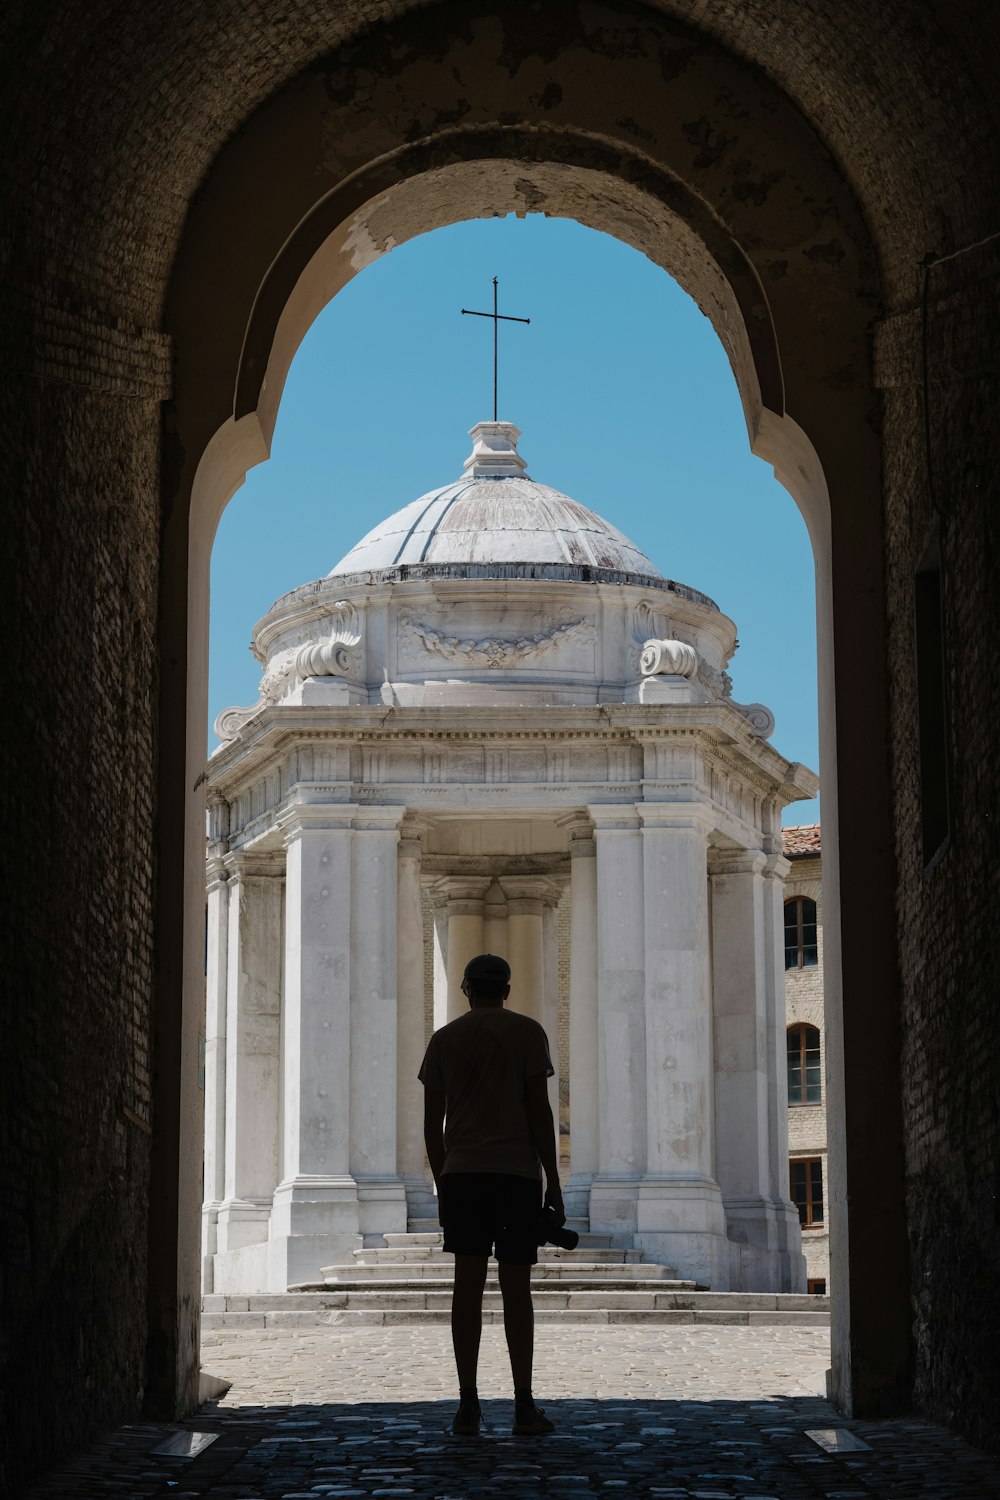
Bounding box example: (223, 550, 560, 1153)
(309, 1279, 707, 1297)
(349, 1246, 647, 1266)
(392, 1236, 624, 1253)
(202, 1289, 830, 1331)
(220, 1288, 823, 1311)
(321, 1261, 686, 1283)
(204, 1300, 829, 1331)
(404, 1222, 611, 1245)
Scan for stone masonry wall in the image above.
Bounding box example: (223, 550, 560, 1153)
(0, 382, 161, 1491)
(880, 240, 1000, 1446)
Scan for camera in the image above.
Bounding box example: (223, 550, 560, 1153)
(536, 1206, 579, 1251)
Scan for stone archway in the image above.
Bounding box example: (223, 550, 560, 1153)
(156, 0, 904, 1425)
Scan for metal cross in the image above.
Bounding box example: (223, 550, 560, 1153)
(461, 277, 530, 422)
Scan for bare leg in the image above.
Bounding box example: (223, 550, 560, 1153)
(497, 1259, 534, 1390)
(451, 1254, 489, 1389)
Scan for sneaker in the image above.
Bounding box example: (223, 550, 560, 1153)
(512, 1402, 555, 1435)
(451, 1400, 482, 1436)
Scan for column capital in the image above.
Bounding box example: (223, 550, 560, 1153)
(397, 815, 429, 858)
(275, 800, 407, 843)
(206, 854, 229, 891)
(636, 800, 715, 834)
(762, 851, 792, 880)
(557, 810, 597, 855)
(709, 847, 768, 878)
(431, 874, 492, 911)
(498, 875, 562, 910)
(588, 804, 642, 834)
(276, 801, 355, 842)
(222, 849, 284, 880)
(556, 808, 594, 837)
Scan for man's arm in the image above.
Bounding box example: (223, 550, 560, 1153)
(423, 1086, 447, 1188)
(524, 1073, 565, 1223)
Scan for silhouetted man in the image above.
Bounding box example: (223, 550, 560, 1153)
(419, 952, 564, 1436)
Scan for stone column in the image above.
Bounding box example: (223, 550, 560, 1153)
(501, 876, 549, 1023)
(216, 853, 283, 1286)
(542, 887, 562, 1120)
(637, 805, 728, 1287)
(350, 809, 408, 1239)
(762, 846, 806, 1291)
(435, 877, 490, 1021)
(710, 848, 789, 1290)
(271, 807, 360, 1288)
(565, 819, 598, 1222)
(482, 878, 509, 957)
(431, 902, 449, 1031)
(588, 807, 646, 1242)
(201, 856, 228, 1292)
(397, 824, 436, 1222)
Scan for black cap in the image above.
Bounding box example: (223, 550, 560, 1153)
(462, 953, 511, 984)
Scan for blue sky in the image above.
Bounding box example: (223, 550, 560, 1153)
(210, 214, 819, 826)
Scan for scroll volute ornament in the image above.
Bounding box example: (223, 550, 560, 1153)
(294, 601, 362, 679)
(640, 638, 699, 678)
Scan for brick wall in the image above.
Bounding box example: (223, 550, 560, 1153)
(880, 240, 1000, 1446)
(0, 383, 160, 1490)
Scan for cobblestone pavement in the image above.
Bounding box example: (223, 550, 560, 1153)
(26, 1325, 1000, 1498)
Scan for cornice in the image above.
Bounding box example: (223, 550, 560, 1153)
(206, 700, 814, 794)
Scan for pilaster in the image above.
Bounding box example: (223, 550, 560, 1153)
(635, 803, 729, 1287)
(216, 852, 284, 1281)
(269, 805, 359, 1288)
(397, 823, 435, 1221)
(201, 856, 228, 1292)
(542, 888, 562, 1121)
(564, 816, 598, 1221)
(587, 806, 645, 1243)
(350, 807, 408, 1239)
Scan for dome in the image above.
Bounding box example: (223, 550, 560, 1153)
(329, 421, 664, 580)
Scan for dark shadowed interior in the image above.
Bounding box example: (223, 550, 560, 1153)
(1, 1, 998, 1489)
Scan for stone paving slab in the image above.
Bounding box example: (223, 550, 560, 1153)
(24, 1325, 1000, 1498)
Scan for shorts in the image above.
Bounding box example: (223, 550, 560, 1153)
(438, 1172, 544, 1265)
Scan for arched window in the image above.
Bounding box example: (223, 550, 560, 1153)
(787, 1023, 822, 1104)
(784, 896, 818, 969)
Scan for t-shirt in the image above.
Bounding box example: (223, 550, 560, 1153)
(418, 1006, 555, 1180)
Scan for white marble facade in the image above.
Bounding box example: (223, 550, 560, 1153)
(203, 422, 817, 1295)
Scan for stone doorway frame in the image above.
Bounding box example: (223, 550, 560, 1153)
(153, 0, 906, 1429)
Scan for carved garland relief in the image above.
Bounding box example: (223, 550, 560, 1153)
(398, 614, 595, 669)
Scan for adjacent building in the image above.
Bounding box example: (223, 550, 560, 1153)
(782, 823, 829, 1293)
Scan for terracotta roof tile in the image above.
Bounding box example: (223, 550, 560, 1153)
(783, 824, 821, 858)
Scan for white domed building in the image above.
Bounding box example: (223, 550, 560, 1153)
(203, 421, 817, 1296)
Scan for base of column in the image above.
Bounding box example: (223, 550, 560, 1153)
(402, 1172, 439, 1225)
(264, 1174, 364, 1288)
(201, 1203, 221, 1293)
(589, 1174, 641, 1244)
(563, 1173, 594, 1223)
(217, 1197, 271, 1252)
(634, 1177, 730, 1287)
(356, 1176, 409, 1242)
(724, 1197, 807, 1292)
